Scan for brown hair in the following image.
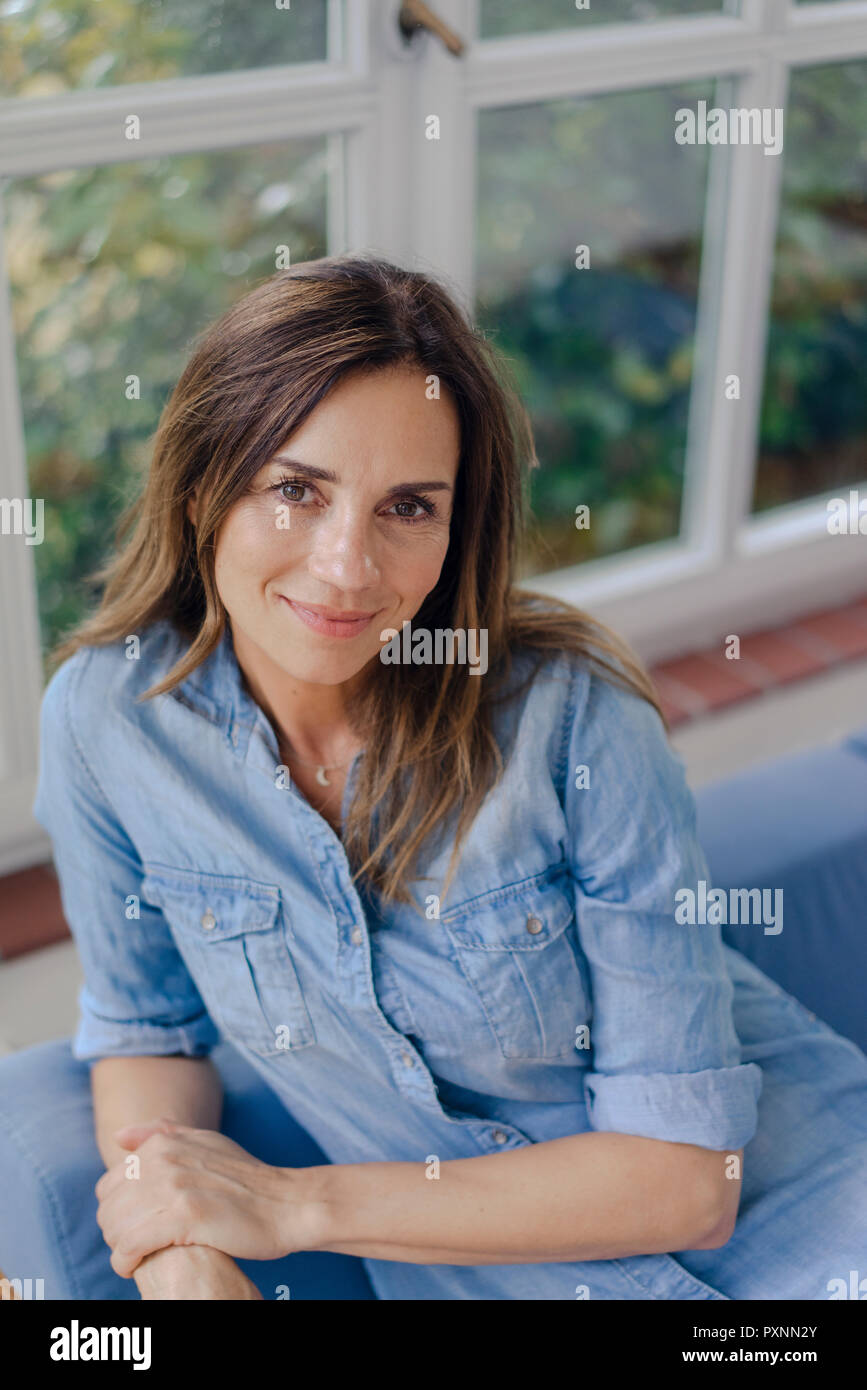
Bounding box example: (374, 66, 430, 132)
(50, 253, 664, 906)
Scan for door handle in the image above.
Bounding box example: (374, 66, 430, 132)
(398, 1, 466, 56)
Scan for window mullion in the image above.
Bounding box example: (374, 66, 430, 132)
(410, 0, 478, 303)
(683, 59, 789, 566)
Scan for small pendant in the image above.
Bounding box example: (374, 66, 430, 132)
(315, 766, 331, 787)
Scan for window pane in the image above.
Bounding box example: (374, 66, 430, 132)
(476, 83, 717, 573)
(4, 140, 330, 654)
(1, 0, 330, 98)
(479, 0, 724, 39)
(753, 61, 867, 514)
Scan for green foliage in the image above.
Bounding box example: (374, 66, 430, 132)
(7, 142, 328, 653)
(476, 81, 711, 572)
(479, 0, 716, 39)
(1, 0, 327, 95)
(754, 59, 867, 511)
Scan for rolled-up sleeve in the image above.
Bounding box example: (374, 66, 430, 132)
(32, 654, 219, 1061)
(564, 662, 762, 1151)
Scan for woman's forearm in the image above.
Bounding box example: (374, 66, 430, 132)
(303, 1131, 736, 1265)
(90, 1055, 227, 1297)
(90, 1055, 223, 1168)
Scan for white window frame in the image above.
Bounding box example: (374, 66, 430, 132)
(1, 0, 865, 872)
(413, 0, 867, 664)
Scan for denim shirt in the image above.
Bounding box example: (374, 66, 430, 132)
(33, 618, 763, 1300)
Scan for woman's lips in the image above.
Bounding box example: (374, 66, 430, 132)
(280, 596, 379, 639)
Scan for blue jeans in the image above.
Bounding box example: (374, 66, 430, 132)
(0, 1038, 376, 1300)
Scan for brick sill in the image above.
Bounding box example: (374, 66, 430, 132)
(2, 593, 866, 961)
(0, 862, 65, 962)
(650, 595, 867, 729)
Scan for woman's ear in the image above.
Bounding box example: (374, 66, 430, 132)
(186, 489, 199, 527)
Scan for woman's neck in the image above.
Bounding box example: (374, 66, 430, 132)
(231, 625, 364, 765)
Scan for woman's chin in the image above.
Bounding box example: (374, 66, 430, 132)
(274, 648, 376, 688)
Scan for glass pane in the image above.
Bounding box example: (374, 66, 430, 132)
(476, 82, 717, 572)
(3, 140, 330, 654)
(753, 60, 867, 514)
(1, 0, 330, 98)
(480, 0, 723, 39)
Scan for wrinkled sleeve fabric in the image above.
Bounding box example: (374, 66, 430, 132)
(32, 652, 219, 1061)
(563, 661, 762, 1151)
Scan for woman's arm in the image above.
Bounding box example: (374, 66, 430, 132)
(300, 1132, 740, 1265)
(33, 660, 263, 1296)
(91, 1056, 260, 1299)
(95, 1120, 741, 1275)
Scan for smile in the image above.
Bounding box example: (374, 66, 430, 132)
(279, 596, 379, 640)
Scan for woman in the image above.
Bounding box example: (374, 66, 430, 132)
(8, 254, 867, 1300)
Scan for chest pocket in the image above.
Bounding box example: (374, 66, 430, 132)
(440, 874, 590, 1060)
(141, 864, 315, 1058)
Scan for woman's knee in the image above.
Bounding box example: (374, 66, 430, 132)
(0, 1039, 124, 1300)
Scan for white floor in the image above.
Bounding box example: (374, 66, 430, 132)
(0, 938, 82, 1057)
(2, 657, 865, 1056)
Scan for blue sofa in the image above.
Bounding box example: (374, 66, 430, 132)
(695, 725, 867, 1058)
(1, 725, 865, 1299)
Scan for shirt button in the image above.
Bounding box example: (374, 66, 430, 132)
(525, 916, 543, 935)
(200, 910, 217, 931)
(350, 926, 363, 945)
(401, 1051, 414, 1068)
(491, 1129, 509, 1144)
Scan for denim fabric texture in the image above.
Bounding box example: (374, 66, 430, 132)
(29, 619, 867, 1299)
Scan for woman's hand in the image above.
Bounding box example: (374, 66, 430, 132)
(134, 1245, 264, 1301)
(95, 1117, 321, 1278)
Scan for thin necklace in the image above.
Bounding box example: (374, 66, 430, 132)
(281, 742, 356, 788)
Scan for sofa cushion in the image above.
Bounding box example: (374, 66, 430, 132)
(695, 743, 867, 1056)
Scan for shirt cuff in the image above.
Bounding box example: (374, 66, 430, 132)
(583, 1062, 763, 1150)
(72, 995, 220, 1061)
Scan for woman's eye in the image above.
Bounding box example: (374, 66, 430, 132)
(276, 480, 311, 503)
(390, 498, 433, 521)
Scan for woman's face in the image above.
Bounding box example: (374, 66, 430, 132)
(210, 367, 461, 688)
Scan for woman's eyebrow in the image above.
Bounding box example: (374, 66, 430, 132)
(381, 479, 454, 496)
(270, 457, 338, 483)
(270, 456, 453, 494)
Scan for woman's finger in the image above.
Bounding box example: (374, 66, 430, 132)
(113, 1117, 183, 1148)
(96, 1125, 178, 1201)
(109, 1206, 192, 1279)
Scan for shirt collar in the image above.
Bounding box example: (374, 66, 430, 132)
(168, 618, 250, 737)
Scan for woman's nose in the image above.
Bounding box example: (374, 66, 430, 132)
(306, 513, 381, 589)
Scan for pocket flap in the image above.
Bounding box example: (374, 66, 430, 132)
(142, 863, 281, 942)
(443, 875, 575, 951)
